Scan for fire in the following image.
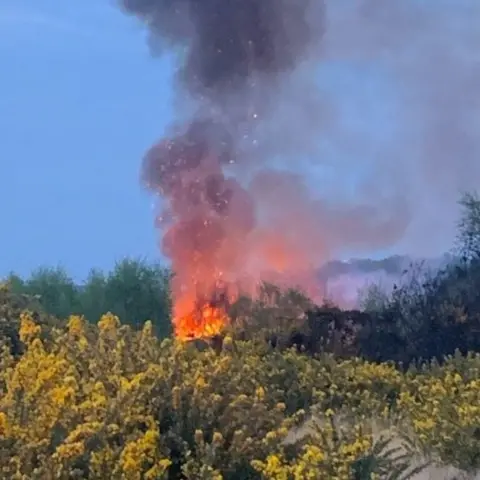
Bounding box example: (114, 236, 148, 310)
(144, 126, 325, 342)
(173, 279, 234, 341)
(174, 302, 229, 341)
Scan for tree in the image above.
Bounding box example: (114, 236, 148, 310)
(98, 258, 172, 338)
(456, 191, 480, 260)
(357, 192, 480, 365)
(6, 259, 173, 338)
(16, 266, 80, 320)
(77, 268, 108, 324)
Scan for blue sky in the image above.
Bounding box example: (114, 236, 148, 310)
(0, 1, 177, 278)
(0, 1, 447, 280)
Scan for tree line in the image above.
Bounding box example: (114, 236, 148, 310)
(4, 259, 172, 338)
(2, 192, 480, 367)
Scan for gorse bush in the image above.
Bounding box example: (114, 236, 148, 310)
(0, 313, 479, 478)
(0, 282, 62, 356)
(1, 191, 480, 478)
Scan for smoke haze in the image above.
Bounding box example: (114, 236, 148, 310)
(119, 0, 480, 318)
(322, 0, 480, 255)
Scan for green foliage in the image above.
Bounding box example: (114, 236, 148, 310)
(7, 266, 79, 320)
(351, 433, 429, 480)
(6, 259, 172, 338)
(80, 259, 172, 338)
(77, 268, 108, 324)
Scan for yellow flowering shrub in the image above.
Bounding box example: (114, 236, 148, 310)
(0, 312, 478, 478)
(398, 352, 480, 472)
(252, 415, 374, 480)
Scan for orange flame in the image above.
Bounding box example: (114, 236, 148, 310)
(172, 277, 236, 341)
(174, 302, 229, 341)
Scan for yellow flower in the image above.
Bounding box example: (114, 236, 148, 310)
(98, 312, 120, 333)
(413, 417, 436, 432)
(302, 445, 325, 463)
(50, 385, 75, 406)
(19, 311, 41, 344)
(195, 375, 206, 389)
(0, 412, 8, 437)
(255, 386, 265, 400)
(65, 422, 102, 443)
(119, 424, 164, 478)
(145, 459, 172, 479)
(56, 441, 85, 459)
(67, 315, 85, 336)
(142, 320, 153, 337)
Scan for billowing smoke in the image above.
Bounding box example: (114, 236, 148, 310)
(121, 0, 323, 91)
(119, 0, 335, 328)
(119, 0, 480, 329)
(321, 0, 480, 255)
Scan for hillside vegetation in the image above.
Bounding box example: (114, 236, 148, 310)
(0, 192, 479, 479)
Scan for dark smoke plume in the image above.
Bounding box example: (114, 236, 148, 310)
(121, 0, 323, 96)
(119, 0, 480, 316)
(120, 0, 337, 322)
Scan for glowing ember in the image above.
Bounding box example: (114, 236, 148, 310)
(175, 302, 229, 341)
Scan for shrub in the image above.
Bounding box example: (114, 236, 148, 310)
(0, 313, 478, 478)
